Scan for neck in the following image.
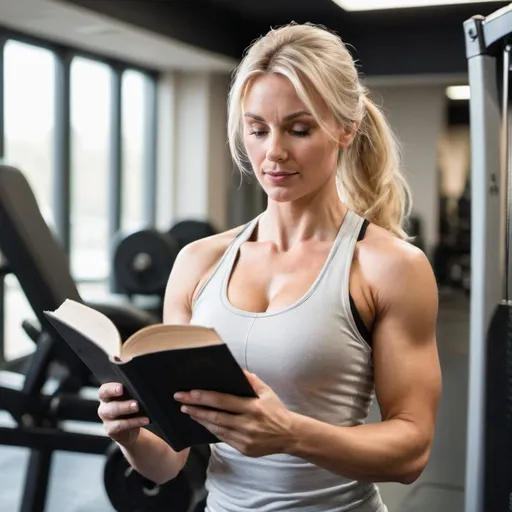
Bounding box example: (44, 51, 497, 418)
(257, 180, 348, 251)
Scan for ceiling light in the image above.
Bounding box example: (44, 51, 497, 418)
(446, 85, 470, 100)
(333, 0, 502, 11)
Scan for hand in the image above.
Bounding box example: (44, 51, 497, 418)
(174, 371, 295, 457)
(97, 383, 150, 447)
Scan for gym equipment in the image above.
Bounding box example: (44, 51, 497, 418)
(0, 164, 158, 511)
(464, 6, 512, 512)
(169, 219, 217, 250)
(113, 229, 180, 297)
(0, 165, 209, 511)
(103, 443, 209, 512)
(111, 220, 218, 319)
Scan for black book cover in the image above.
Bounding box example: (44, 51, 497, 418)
(44, 313, 257, 451)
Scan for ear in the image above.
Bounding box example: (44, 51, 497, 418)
(338, 121, 359, 149)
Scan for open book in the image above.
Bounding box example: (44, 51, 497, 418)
(44, 299, 257, 452)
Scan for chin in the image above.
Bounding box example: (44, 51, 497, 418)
(265, 188, 300, 203)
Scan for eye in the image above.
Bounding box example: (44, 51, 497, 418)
(290, 129, 310, 137)
(248, 130, 267, 138)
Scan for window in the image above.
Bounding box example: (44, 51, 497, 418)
(3, 40, 56, 360)
(4, 40, 56, 228)
(121, 70, 149, 231)
(70, 56, 112, 283)
(0, 38, 157, 364)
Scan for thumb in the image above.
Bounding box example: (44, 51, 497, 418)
(244, 370, 268, 393)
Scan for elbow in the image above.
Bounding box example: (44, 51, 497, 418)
(396, 449, 431, 485)
(153, 466, 182, 485)
(156, 447, 190, 485)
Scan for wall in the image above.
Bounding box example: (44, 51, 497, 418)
(369, 84, 447, 256)
(156, 71, 232, 232)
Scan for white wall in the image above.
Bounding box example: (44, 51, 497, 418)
(156, 71, 232, 232)
(370, 85, 447, 256)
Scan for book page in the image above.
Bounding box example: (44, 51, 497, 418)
(48, 299, 121, 358)
(122, 324, 223, 360)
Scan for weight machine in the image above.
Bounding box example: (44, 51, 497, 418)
(0, 164, 209, 511)
(464, 4, 512, 512)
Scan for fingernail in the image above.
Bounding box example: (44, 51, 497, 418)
(116, 386, 121, 394)
(141, 418, 150, 425)
(174, 392, 183, 400)
(130, 402, 138, 410)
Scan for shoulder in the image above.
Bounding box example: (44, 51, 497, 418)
(178, 224, 245, 264)
(356, 222, 438, 316)
(172, 224, 245, 278)
(163, 223, 249, 321)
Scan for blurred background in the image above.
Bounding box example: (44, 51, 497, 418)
(0, 0, 506, 511)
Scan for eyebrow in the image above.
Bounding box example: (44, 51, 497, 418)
(243, 111, 312, 122)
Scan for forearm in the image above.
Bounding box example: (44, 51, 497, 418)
(286, 413, 429, 484)
(119, 428, 190, 485)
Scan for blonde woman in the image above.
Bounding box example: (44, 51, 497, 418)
(98, 23, 441, 512)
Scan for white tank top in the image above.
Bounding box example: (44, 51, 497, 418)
(190, 209, 387, 512)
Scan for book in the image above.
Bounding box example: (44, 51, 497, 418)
(43, 299, 257, 452)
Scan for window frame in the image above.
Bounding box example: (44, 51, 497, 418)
(0, 27, 159, 367)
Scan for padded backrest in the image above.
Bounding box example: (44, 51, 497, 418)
(0, 165, 82, 328)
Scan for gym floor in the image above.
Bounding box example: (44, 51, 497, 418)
(0, 291, 468, 512)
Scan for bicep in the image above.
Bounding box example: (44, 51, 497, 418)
(162, 244, 200, 325)
(372, 250, 442, 438)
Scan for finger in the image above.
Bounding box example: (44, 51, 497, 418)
(105, 416, 149, 437)
(98, 383, 124, 402)
(190, 416, 236, 442)
(98, 399, 139, 420)
(243, 371, 266, 394)
(182, 405, 240, 429)
(175, 390, 251, 414)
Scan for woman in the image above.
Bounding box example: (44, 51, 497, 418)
(97, 22, 441, 512)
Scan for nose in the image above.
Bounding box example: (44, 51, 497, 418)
(266, 133, 288, 162)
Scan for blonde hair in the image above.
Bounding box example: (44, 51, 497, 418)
(227, 22, 412, 239)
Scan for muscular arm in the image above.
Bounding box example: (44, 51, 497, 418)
(119, 241, 205, 482)
(286, 243, 442, 484)
(120, 229, 239, 484)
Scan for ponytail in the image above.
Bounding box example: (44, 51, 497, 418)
(338, 96, 412, 240)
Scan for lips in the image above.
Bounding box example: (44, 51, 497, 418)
(264, 171, 298, 176)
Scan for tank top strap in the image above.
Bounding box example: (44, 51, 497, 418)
(318, 209, 365, 296)
(191, 215, 261, 309)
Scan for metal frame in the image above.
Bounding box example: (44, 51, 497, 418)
(109, 64, 124, 248)
(464, 6, 512, 512)
(144, 75, 158, 227)
(54, 51, 72, 255)
(0, 36, 5, 367)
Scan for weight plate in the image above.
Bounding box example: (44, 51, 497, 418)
(113, 229, 180, 296)
(169, 220, 217, 249)
(103, 443, 192, 512)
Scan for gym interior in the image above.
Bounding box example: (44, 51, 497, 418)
(0, 0, 509, 511)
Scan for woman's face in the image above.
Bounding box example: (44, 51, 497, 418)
(242, 73, 345, 204)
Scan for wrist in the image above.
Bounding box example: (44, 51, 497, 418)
(283, 411, 304, 456)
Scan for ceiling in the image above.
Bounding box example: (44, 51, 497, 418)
(0, 0, 237, 72)
(58, 0, 509, 80)
(0, 0, 509, 79)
